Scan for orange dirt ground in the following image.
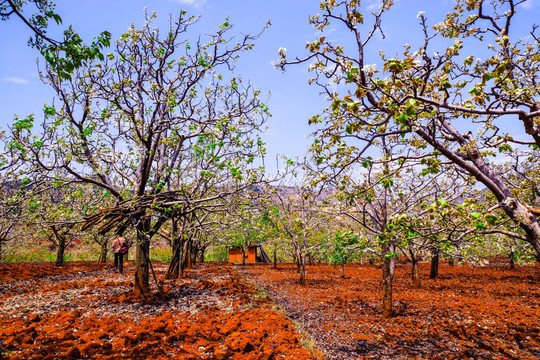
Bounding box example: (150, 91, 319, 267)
(239, 262, 540, 360)
(1, 261, 539, 359)
(0, 261, 312, 360)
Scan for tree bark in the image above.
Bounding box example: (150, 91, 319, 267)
(381, 241, 395, 318)
(165, 237, 182, 279)
(506, 202, 540, 262)
(134, 218, 151, 298)
(411, 256, 421, 289)
(242, 247, 246, 266)
(296, 246, 306, 285)
(166, 217, 184, 279)
(180, 238, 188, 277)
(509, 249, 515, 270)
(55, 234, 66, 267)
(198, 246, 205, 263)
(99, 239, 108, 263)
(430, 250, 439, 279)
(186, 238, 194, 268)
(273, 248, 277, 269)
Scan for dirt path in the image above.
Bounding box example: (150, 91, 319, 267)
(238, 262, 540, 360)
(0, 261, 313, 359)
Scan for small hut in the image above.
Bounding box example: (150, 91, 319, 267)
(228, 245, 271, 264)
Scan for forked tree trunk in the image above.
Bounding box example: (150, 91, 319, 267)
(166, 247, 181, 279)
(165, 236, 182, 279)
(166, 218, 184, 279)
(430, 250, 439, 279)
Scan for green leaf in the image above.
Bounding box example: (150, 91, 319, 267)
(498, 144, 513, 153)
(198, 56, 209, 67)
(44, 106, 56, 116)
(395, 113, 408, 125)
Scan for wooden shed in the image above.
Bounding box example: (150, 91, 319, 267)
(228, 245, 271, 264)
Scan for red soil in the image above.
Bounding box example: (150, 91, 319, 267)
(239, 262, 540, 360)
(0, 261, 313, 359)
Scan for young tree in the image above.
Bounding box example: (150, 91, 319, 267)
(326, 230, 361, 278)
(269, 182, 330, 285)
(23, 178, 107, 266)
(10, 12, 269, 297)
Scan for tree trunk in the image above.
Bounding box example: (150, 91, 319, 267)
(506, 201, 540, 262)
(411, 256, 421, 289)
(55, 235, 66, 267)
(166, 217, 184, 279)
(242, 248, 246, 266)
(299, 262, 306, 285)
(198, 246, 205, 263)
(190, 240, 198, 266)
(273, 248, 277, 269)
(186, 238, 194, 268)
(381, 241, 395, 318)
(134, 219, 151, 298)
(99, 239, 108, 263)
(165, 238, 181, 279)
(448, 256, 455, 266)
(296, 246, 306, 285)
(430, 250, 439, 279)
(509, 249, 515, 270)
(179, 234, 193, 277)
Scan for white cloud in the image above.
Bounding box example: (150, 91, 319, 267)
(365, 0, 383, 11)
(521, 0, 538, 10)
(173, 0, 207, 8)
(1, 77, 28, 84)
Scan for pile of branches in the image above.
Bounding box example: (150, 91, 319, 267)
(81, 191, 189, 235)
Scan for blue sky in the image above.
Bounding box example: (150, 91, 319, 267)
(1, 0, 539, 170)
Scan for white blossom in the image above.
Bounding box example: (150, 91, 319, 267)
(361, 64, 377, 73)
(277, 47, 287, 56)
(417, 11, 425, 18)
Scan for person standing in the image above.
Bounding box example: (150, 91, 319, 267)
(112, 236, 128, 273)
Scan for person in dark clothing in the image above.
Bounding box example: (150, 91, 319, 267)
(112, 236, 128, 273)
